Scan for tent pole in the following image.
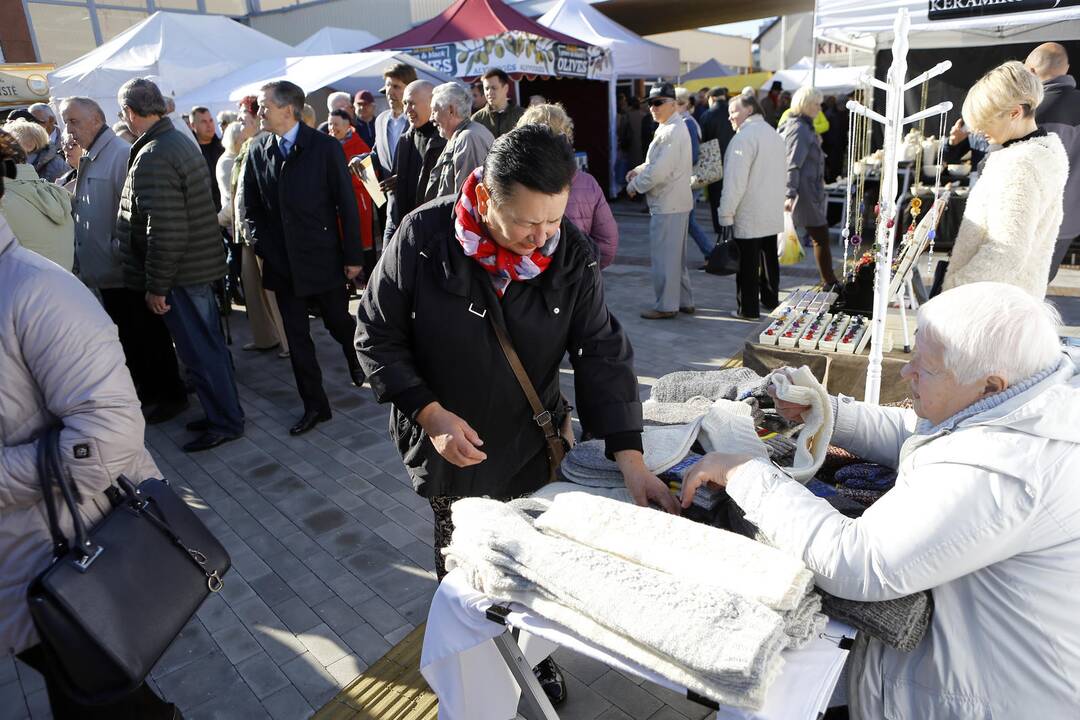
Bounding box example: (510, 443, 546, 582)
(811, 0, 819, 86)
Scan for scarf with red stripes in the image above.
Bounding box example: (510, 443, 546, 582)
(454, 168, 559, 297)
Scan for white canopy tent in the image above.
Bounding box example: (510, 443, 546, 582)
(176, 51, 455, 121)
(292, 27, 382, 55)
(815, 0, 1080, 51)
(537, 0, 679, 78)
(537, 0, 679, 196)
(48, 12, 293, 122)
(764, 61, 872, 94)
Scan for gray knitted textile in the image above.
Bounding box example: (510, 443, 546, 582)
(650, 367, 769, 404)
(445, 498, 791, 709)
(818, 590, 933, 653)
(723, 503, 934, 652)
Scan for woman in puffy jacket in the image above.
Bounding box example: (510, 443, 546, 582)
(517, 103, 619, 268)
(0, 173, 173, 717)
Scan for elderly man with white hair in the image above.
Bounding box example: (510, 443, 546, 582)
(683, 281, 1080, 719)
(28, 102, 59, 150)
(427, 81, 494, 198)
(318, 90, 357, 134)
(380, 79, 445, 242)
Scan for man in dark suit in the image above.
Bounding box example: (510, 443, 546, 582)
(379, 80, 446, 242)
(244, 80, 364, 435)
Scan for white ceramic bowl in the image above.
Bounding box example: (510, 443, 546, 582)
(947, 163, 971, 177)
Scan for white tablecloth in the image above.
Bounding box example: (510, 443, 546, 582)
(420, 570, 853, 720)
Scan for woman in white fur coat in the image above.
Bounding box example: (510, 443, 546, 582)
(943, 61, 1069, 299)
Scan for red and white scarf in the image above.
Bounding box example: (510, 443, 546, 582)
(455, 168, 559, 297)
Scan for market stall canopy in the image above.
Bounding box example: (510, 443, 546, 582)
(765, 63, 871, 94)
(681, 70, 773, 94)
(681, 59, 737, 82)
(815, 0, 1080, 51)
(293, 27, 382, 55)
(366, 0, 611, 80)
(176, 51, 454, 121)
(593, 0, 815, 36)
(48, 11, 292, 121)
(536, 0, 679, 78)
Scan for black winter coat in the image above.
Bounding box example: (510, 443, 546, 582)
(356, 197, 643, 499)
(243, 123, 362, 297)
(384, 121, 446, 242)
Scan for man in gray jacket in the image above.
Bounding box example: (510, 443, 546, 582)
(627, 82, 694, 319)
(1026, 43, 1080, 280)
(117, 78, 244, 453)
(428, 81, 494, 198)
(61, 96, 188, 424)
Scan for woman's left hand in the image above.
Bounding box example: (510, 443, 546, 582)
(784, 198, 795, 213)
(681, 453, 756, 510)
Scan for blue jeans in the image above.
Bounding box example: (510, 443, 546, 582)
(688, 210, 713, 258)
(161, 284, 244, 436)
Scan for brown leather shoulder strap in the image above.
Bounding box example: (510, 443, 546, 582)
(486, 314, 552, 431)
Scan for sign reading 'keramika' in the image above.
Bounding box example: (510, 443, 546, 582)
(929, 0, 1080, 21)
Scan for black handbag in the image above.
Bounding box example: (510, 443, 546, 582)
(704, 227, 740, 276)
(929, 259, 950, 298)
(27, 426, 230, 705)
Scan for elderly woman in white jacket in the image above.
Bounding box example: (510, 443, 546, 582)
(944, 61, 1069, 299)
(717, 88, 787, 320)
(0, 196, 171, 714)
(683, 281, 1080, 719)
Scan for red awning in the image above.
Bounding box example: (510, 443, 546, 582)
(365, 0, 588, 50)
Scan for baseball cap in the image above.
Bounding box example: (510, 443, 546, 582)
(647, 82, 676, 101)
(354, 90, 375, 104)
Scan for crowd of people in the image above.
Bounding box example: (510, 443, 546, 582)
(1, 39, 1080, 720)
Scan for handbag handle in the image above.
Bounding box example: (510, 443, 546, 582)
(37, 426, 102, 567)
(37, 427, 69, 559)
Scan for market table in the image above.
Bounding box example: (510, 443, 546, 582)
(420, 570, 854, 720)
(742, 306, 918, 404)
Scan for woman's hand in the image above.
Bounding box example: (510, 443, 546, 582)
(680, 453, 756, 509)
(784, 198, 795, 213)
(615, 450, 679, 514)
(767, 385, 811, 424)
(417, 403, 487, 468)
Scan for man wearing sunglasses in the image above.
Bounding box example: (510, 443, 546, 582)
(626, 82, 695, 319)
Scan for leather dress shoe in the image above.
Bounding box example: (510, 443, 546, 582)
(186, 418, 209, 432)
(350, 367, 366, 387)
(182, 432, 240, 453)
(679, 305, 696, 315)
(640, 309, 677, 320)
(144, 399, 189, 425)
(290, 409, 331, 436)
(730, 310, 761, 321)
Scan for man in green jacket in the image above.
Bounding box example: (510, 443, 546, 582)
(116, 77, 244, 452)
(470, 69, 525, 139)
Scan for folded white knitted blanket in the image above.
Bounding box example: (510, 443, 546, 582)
(534, 492, 813, 612)
(445, 498, 789, 707)
(769, 367, 834, 481)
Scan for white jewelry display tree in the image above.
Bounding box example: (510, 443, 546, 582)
(844, 9, 952, 405)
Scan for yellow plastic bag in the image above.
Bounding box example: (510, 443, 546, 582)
(778, 211, 804, 266)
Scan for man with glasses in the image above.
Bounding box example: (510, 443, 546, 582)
(626, 82, 694, 320)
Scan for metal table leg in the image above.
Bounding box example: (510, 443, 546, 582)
(492, 629, 560, 720)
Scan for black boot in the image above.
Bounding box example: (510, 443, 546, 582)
(532, 656, 567, 706)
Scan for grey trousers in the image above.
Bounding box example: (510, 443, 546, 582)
(649, 211, 694, 312)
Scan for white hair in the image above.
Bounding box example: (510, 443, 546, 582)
(222, 121, 246, 155)
(217, 110, 238, 126)
(28, 102, 55, 121)
(404, 80, 434, 98)
(431, 82, 471, 119)
(917, 282, 1062, 385)
(674, 86, 691, 107)
(327, 91, 352, 111)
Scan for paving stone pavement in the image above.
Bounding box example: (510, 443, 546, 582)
(9, 198, 1080, 720)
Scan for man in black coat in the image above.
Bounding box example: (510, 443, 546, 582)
(1026, 42, 1080, 280)
(244, 80, 364, 435)
(699, 87, 735, 234)
(381, 80, 446, 243)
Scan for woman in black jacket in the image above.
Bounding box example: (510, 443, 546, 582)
(356, 125, 675, 703)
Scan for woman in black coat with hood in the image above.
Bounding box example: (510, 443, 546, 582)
(356, 125, 675, 704)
